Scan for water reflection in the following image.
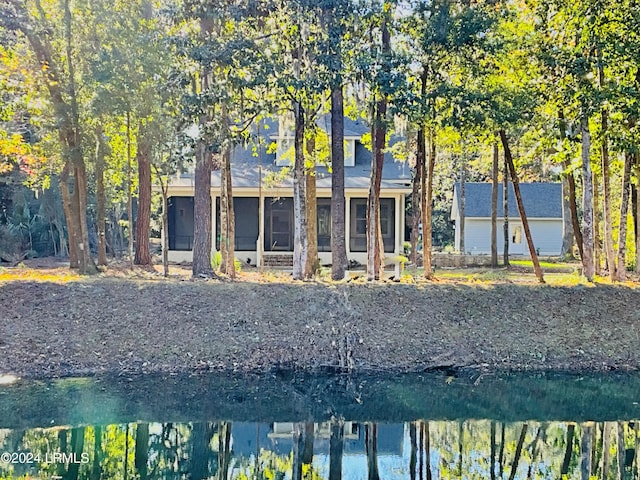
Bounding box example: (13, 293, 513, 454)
(1, 419, 639, 479)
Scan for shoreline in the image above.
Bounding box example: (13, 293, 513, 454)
(0, 277, 638, 379)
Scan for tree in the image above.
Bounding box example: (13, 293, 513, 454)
(3, 0, 97, 274)
(500, 130, 545, 283)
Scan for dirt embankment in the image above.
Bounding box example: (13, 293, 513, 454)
(0, 278, 638, 378)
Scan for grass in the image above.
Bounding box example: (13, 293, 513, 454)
(508, 259, 578, 270)
(0, 266, 79, 284)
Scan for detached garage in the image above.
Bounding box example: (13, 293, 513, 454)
(451, 182, 564, 256)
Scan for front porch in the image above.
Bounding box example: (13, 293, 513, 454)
(166, 190, 407, 269)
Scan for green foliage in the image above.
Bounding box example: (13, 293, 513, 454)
(211, 250, 242, 273)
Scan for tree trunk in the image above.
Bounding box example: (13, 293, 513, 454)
(581, 115, 596, 281)
(499, 423, 506, 478)
(330, 85, 347, 280)
(192, 16, 215, 278)
(367, 15, 389, 281)
(503, 152, 510, 266)
(152, 165, 169, 277)
(219, 422, 232, 480)
(135, 423, 149, 480)
(490, 421, 497, 480)
(508, 423, 528, 480)
(190, 422, 214, 480)
(305, 134, 318, 277)
(417, 128, 426, 272)
(581, 423, 594, 480)
(594, 173, 602, 275)
(329, 418, 344, 480)
(559, 108, 584, 259)
(616, 151, 632, 280)
(365, 423, 380, 480)
(410, 422, 417, 480)
(561, 175, 575, 258)
(127, 111, 134, 268)
(423, 128, 436, 279)
(617, 423, 625, 480)
(225, 146, 235, 280)
(411, 137, 422, 268)
(67, 427, 85, 480)
(601, 422, 611, 480)
(59, 162, 78, 268)
(95, 125, 108, 266)
(134, 124, 152, 266)
(292, 423, 304, 480)
(598, 50, 615, 279)
(633, 181, 640, 275)
(220, 143, 236, 279)
(459, 163, 466, 254)
(293, 102, 308, 280)
(458, 421, 464, 476)
(192, 143, 214, 277)
(74, 159, 96, 274)
(302, 422, 315, 465)
(424, 421, 431, 480)
(92, 425, 103, 480)
(220, 150, 228, 273)
(499, 130, 544, 283)
(491, 142, 499, 267)
(561, 424, 575, 477)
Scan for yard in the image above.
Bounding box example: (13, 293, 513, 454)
(0, 258, 638, 379)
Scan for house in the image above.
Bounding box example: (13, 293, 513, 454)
(450, 182, 564, 256)
(165, 116, 412, 267)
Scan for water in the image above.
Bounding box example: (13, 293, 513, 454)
(0, 371, 639, 479)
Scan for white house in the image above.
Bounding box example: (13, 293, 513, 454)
(164, 116, 412, 267)
(451, 182, 564, 256)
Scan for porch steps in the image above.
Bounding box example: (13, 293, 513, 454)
(263, 254, 294, 267)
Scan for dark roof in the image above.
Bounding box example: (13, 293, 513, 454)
(454, 182, 562, 218)
(205, 116, 411, 190)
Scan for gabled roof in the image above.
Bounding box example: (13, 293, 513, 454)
(452, 182, 563, 219)
(170, 115, 412, 191)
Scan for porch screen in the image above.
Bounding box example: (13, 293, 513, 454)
(349, 198, 395, 253)
(168, 196, 194, 251)
(215, 197, 259, 251)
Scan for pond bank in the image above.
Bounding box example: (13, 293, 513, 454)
(0, 278, 638, 378)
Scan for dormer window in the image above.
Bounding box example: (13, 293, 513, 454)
(344, 138, 355, 167)
(272, 114, 359, 167)
(275, 137, 356, 167)
(275, 137, 294, 166)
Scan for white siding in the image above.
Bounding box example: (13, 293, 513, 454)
(460, 218, 563, 256)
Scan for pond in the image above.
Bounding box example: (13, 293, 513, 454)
(0, 371, 639, 479)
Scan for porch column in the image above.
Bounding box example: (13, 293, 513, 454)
(211, 192, 216, 254)
(394, 193, 403, 277)
(396, 193, 404, 254)
(257, 193, 264, 267)
(344, 195, 351, 259)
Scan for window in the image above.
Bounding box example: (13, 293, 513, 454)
(512, 225, 522, 244)
(275, 137, 294, 166)
(349, 198, 395, 253)
(344, 139, 356, 167)
(317, 199, 331, 252)
(275, 137, 357, 167)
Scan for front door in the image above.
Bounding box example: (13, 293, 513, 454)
(510, 223, 524, 255)
(270, 206, 292, 251)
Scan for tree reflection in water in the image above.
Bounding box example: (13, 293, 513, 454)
(0, 419, 638, 479)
